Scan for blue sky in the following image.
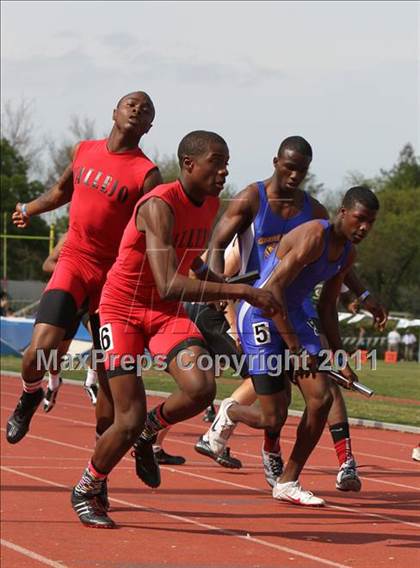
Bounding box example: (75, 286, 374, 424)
(1, 1, 418, 193)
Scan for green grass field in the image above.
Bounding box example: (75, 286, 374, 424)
(1, 356, 419, 427)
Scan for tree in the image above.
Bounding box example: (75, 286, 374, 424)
(153, 152, 180, 183)
(1, 138, 50, 280)
(1, 99, 43, 174)
(45, 115, 96, 188)
(301, 171, 325, 198)
(356, 144, 420, 313)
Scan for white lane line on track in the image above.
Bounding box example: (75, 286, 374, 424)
(3, 374, 420, 435)
(1, 466, 351, 568)
(2, 380, 420, 442)
(2, 384, 419, 447)
(2, 428, 420, 529)
(1, 405, 419, 483)
(1, 538, 69, 568)
(0, 402, 415, 466)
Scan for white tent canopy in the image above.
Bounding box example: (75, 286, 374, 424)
(338, 311, 420, 329)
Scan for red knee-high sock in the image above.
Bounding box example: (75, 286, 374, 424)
(329, 422, 353, 466)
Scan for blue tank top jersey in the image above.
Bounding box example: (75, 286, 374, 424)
(238, 181, 313, 276)
(256, 220, 352, 311)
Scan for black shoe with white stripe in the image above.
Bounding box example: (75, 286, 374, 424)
(132, 435, 161, 488)
(71, 488, 115, 528)
(194, 435, 242, 469)
(6, 388, 44, 444)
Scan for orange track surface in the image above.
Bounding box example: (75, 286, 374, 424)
(1, 374, 419, 568)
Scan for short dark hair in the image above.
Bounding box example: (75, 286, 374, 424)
(278, 136, 312, 159)
(116, 91, 152, 108)
(342, 186, 380, 211)
(177, 130, 228, 166)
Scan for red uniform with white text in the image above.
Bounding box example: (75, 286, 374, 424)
(99, 180, 220, 373)
(45, 139, 156, 313)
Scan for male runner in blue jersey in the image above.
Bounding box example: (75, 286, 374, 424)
(206, 186, 379, 505)
(198, 137, 387, 492)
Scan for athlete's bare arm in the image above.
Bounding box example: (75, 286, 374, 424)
(207, 184, 259, 274)
(12, 143, 80, 228)
(342, 268, 388, 330)
(137, 197, 280, 313)
(264, 222, 327, 352)
(308, 197, 386, 327)
(142, 167, 163, 195)
(42, 232, 68, 274)
(318, 249, 358, 381)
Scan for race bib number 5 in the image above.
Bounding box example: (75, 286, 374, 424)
(252, 322, 271, 345)
(99, 323, 114, 351)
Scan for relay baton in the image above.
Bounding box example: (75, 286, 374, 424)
(328, 369, 374, 398)
(226, 270, 260, 285)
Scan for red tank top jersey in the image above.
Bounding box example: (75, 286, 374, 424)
(102, 180, 219, 304)
(65, 139, 156, 262)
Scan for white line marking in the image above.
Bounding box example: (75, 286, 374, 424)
(3, 375, 420, 434)
(2, 429, 419, 528)
(1, 538, 69, 568)
(1, 466, 351, 568)
(0, 401, 415, 465)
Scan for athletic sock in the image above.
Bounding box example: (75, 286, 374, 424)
(329, 421, 353, 466)
(263, 429, 281, 454)
(74, 460, 107, 496)
(22, 378, 43, 394)
(140, 404, 172, 442)
(85, 367, 98, 388)
(48, 372, 61, 391)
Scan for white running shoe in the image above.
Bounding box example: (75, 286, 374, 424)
(43, 377, 63, 413)
(84, 383, 98, 406)
(262, 449, 284, 488)
(206, 398, 237, 455)
(273, 480, 325, 506)
(412, 446, 420, 462)
(336, 458, 362, 492)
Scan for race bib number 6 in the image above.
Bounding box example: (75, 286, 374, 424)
(252, 322, 271, 345)
(99, 323, 114, 351)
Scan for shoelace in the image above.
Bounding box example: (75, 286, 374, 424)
(267, 454, 283, 477)
(292, 484, 315, 501)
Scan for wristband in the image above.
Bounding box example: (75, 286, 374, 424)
(20, 203, 29, 218)
(194, 262, 209, 276)
(358, 290, 370, 303)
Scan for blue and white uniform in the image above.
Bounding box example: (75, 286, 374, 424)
(238, 181, 317, 318)
(237, 220, 351, 379)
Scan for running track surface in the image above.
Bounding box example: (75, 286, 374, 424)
(1, 374, 419, 568)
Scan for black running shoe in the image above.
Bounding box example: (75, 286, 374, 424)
(71, 488, 115, 529)
(194, 435, 242, 469)
(6, 389, 44, 444)
(132, 436, 161, 488)
(43, 378, 63, 413)
(202, 405, 217, 423)
(154, 448, 186, 465)
(98, 478, 110, 511)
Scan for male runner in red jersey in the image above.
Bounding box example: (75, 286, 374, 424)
(6, 91, 162, 445)
(70, 130, 280, 529)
